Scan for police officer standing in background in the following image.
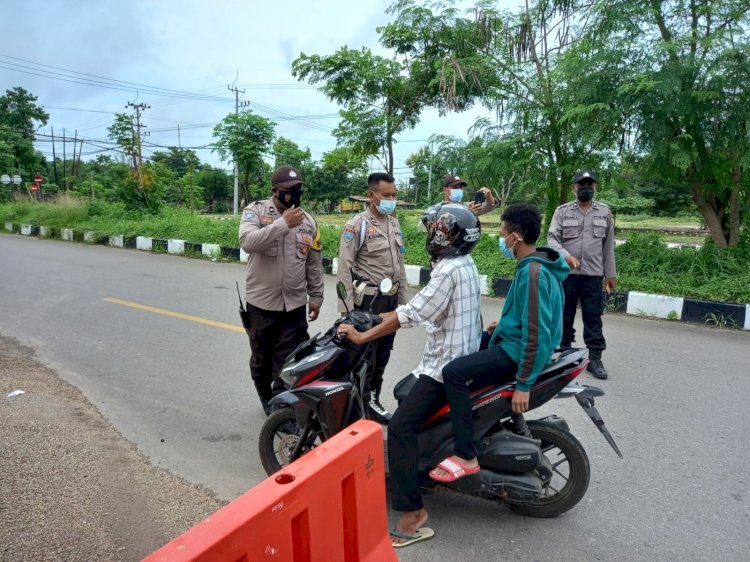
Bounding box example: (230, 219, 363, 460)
(239, 165, 324, 414)
(337, 172, 408, 423)
(547, 170, 616, 379)
(442, 174, 498, 216)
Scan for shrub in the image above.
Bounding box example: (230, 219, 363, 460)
(3, 202, 748, 303)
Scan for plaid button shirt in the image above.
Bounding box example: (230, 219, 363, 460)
(396, 254, 482, 382)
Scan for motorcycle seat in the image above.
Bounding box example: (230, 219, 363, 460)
(392, 348, 587, 403)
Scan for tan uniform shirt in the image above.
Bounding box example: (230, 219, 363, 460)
(336, 207, 408, 313)
(547, 200, 617, 278)
(239, 198, 324, 311)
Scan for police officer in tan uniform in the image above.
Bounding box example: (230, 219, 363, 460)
(337, 172, 407, 423)
(239, 165, 324, 414)
(442, 174, 498, 216)
(547, 170, 617, 379)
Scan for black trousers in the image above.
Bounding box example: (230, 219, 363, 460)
(246, 304, 309, 405)
(388, 375, 446, 512)
(357, 293, 398, 399)
(562, 274, 606, 351)
(441, 347, 518, 460)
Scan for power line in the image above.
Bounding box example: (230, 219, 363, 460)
(2, 53, 338, 134)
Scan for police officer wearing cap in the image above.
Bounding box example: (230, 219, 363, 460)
(337, 172, 407, 424)
(442, 174, 498, 216)
(239, 165, 324, 414)
(547, 170, 617, 379)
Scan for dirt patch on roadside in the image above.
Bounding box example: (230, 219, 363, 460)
(0, 334, 224, 562)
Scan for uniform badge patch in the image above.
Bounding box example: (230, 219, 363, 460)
(343, 226, 355, 243)
(262, 216, 273, 224)
(244, 212, 254, 220)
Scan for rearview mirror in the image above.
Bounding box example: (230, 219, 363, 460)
(379, 278, 393, 295)
(336, 281, 347, 301)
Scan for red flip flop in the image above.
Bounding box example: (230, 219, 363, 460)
(429, 457, 481, 483)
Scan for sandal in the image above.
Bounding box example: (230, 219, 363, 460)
(390, 527, 435, 548)
(429, 457, 481, 483)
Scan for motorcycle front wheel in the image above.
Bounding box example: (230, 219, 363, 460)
(258, 408, 323, 476)
(509, 420, 590, 518)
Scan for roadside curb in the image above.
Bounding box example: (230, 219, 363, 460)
(5, 222, 749, 331)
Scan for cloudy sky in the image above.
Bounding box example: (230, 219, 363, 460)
(1, 0, 518, 184)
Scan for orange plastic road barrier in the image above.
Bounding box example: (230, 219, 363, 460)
(144, 420, 397, 562)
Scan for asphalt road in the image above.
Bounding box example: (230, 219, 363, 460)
(2, 234, 749, 561)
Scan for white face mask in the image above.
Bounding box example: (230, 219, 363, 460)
(449, 188, 463, 203)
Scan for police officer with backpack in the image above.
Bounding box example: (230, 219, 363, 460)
(337, 172, 408, 423)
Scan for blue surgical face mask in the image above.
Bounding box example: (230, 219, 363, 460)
(372, 193, 397, 215)
(499, 234, 518, 259)
(449, 188, 464, 203)
(377, 199, 396, 214)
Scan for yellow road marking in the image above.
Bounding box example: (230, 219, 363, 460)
(103, 297, 246, 333)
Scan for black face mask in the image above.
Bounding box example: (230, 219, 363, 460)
(577, 187, 594, 202)
(277, 188, 303, 208)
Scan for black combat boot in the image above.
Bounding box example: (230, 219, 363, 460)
(365, 391, 392, 424)
(586, 349, 609, 380)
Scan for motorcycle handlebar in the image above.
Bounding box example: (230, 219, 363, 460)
(332, 310, 382, 342)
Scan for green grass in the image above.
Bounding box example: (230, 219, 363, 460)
(3, 200, 748, 303)
(615, 214, 703, 229)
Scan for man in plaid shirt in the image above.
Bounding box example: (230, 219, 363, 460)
(337, 203, 482, 548)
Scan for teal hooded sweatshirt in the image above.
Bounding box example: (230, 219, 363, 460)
(488, 247, 570, 391)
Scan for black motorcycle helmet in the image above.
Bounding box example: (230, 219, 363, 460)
(421, 203, 481, 259)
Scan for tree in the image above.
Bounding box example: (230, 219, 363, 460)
(292, 48, 404, 174)
(291, 24, 476, 176)
(382, 0, 625, 225)
(197, 165, 232, 212)
(307, 147, 367, 213)
(272, 137, 312, 173)
(588, 0, 750, 247)
(0, 87, 49, 190)
(406, 144, 449, 205)
(462, 136, 535, 209)
(211, 111, 276, 206)
(151, 147, 200, 178)
(107, 113, 138, 169)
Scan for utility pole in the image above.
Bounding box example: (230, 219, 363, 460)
(62, 128, 67, 191)
(51, 127, 58, 186)
(126, 101, 149, 190)
(177, 124, 181, 148)
(427, 140, 434, 203)
(78, 137, 84, 178)
(228, 83, 245, 215)
(71, 130, 78, 187)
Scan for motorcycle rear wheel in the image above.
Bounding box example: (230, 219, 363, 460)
(508, 420, 590, 518)
(258, 408, 323, 476)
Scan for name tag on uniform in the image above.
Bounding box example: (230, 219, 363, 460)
(262, 216, 273, 225)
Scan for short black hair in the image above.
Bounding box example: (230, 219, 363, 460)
(367, 172, 395, 191)
(501, 204, 541, 244)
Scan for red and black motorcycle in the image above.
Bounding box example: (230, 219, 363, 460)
(258, 281, 622, 517)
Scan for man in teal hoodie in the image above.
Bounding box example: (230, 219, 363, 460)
(430, 204, 570, 482)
